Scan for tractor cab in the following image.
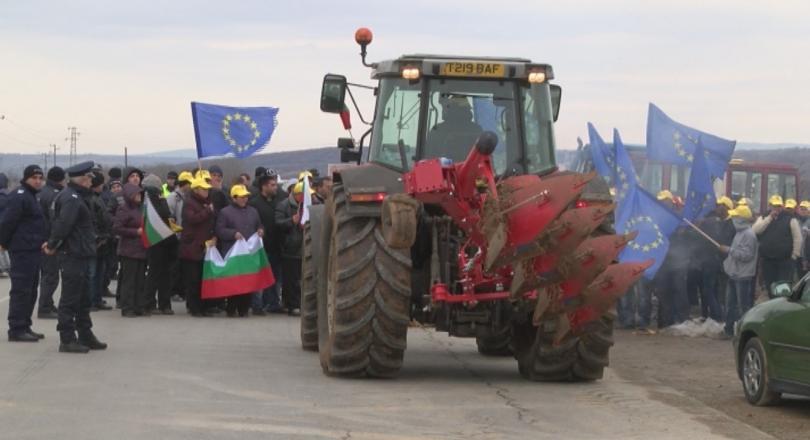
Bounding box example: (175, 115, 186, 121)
(320, 31, 562, 177)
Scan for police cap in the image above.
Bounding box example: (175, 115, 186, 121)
(66, 161, 96, 178)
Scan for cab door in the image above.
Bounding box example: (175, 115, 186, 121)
(767, 281, 810, 385)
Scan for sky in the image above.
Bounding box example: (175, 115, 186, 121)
(1, 0, 810, 156)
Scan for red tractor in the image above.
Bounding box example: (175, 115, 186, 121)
(301, 28, 650, 380)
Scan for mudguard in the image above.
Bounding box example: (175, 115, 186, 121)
(333, 163, 404, 218)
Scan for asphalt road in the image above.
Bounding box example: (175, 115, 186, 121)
(0, 277, 780, 439)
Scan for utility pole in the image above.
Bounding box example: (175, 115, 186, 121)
(66, 126, 80, 166)
(124, 146, 128, 167)
(42, 152, 49, 171)
(50, 144, 59, 167)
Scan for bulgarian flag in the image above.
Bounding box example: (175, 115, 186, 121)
(201, 233, 275, 299)
(141, 196, 175, 248)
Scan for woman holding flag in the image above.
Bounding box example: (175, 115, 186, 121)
(214, 184, 263, 317)
(113, 183, 148, 317)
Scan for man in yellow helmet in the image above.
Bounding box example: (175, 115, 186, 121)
(753, 195, 802, 297)
(718, 204, 758, 336)
(274, 179, 306, 316)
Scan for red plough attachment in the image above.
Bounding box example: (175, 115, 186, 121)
(508, 204, 615, 297)
(484, 172, 596, 271)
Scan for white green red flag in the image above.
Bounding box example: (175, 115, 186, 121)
(141, 196, 175, 248)
(300, 174, 312, 225)
(201, 233, 275, 299)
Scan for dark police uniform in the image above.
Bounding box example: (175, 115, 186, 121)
(0, 169, 46, 341)
(37, 177, 64, 317)
(48, 162, 107, 352)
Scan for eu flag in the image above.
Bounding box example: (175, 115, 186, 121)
(588, 123, 615, 185)
(682, 139, 716, 221)
(616, 186, 683, 279)
(646, 103, 735, 178)
(612, 128, 638, 206)
(191, 102, 279, 159)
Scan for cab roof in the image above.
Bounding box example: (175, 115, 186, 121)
(371, 54, 554, 81)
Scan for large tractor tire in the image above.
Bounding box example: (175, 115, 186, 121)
(300, 222, 319, 351)
(318, 185, 412, 378)
(512, 314, 614, 381)
(476, 326, 513, 356)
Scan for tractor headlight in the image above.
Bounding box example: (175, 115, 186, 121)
(402, 67, 420, 80)
(528, 71, 546, 83)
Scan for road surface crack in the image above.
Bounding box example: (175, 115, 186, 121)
(419, 326, 538, 427)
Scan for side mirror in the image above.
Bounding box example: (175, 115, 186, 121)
(770, 281, 792, 298)
(337, 137, 361, 164)
(320, 74, 347, 114)
(550, 84, 562, 122)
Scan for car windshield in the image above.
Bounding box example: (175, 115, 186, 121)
(369, 78, 556, 175)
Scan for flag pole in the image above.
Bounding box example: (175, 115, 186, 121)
(682, 218, 721, 248)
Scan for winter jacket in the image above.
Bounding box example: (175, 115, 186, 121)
(753, 211, 801, 259)
(114, 183, 147, 260)
(659, 226, 691, 272)
(0, 182, 46, 252)
(215, 202, 262, 254)
(0, 173, 9, 221)
(249, 193, 276, 254)
(91, 191, 114, 250)
(690, 214, 735, 270)
(724, 226, 759, 280)
(166, 189, 185, 226)
(48, 183, 97, 257)
(267, 188, 289, 255)
(210, 187, 230, 213)
(275, 195, 303, 259)
(38, 180, 64, 236)
(179, 191, 215, 261)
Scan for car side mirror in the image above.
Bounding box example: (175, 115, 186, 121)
(550, 84, 562, 122)
(320, 74, 347, 114)
(770, 281, 792, 298)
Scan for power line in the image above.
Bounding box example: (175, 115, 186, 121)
(0, 114, 64, 142)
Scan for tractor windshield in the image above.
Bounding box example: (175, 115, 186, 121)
(369, 78, 556, 175)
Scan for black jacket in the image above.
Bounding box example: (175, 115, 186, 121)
(275, 195, 303, 259)
(759, 212, 793, 259)
(249, 192, 277, 254)
(48, 183, 97, 257)
(38, 180, 64, 236)
(0, 182, 46, 252)
(91, 192, 114, 249)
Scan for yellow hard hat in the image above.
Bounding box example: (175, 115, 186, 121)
(728, 205, 753, 219)
(768, 195, 784, 206)
(298, 171, 313, 181)
(195, 169, 211, 181)
(800, 200, 810, 209)
(293, 181, 316, 195)
(785, 198, 797, 209)
(657, 190, 673, 201)
(178, 171, 194, 183)
(716, 196, 734, 210)
(191, 178, 211, 190)
(230, 184, 251, 198)
(737, 198, 748, 206)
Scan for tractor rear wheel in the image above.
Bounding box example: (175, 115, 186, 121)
(318, 185, 412, 378)
(300, 222, 319, 351)
(513, 314, 614, 381)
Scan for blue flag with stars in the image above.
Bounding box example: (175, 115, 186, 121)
(612, 128, 638, 206)
(191, 102, 279, 159)
(616, 186, 683, 279)
(588, 123, 615, 185)
(646, 103, 735, 178)
(682, 139, 716, 221)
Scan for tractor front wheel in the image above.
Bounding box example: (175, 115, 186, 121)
(318, 185, 412, 378)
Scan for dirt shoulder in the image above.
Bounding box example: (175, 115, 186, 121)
(609, 330, 810, 440)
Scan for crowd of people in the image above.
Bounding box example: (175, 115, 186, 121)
(618, 190, 809, 337)
(0, 162, 332, 353)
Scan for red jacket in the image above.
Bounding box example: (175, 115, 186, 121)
(179, 191, 214, 261)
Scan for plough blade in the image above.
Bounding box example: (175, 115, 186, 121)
(508, 208, 620, 298)
(484, 172, 596, 271)
(558, 232, 639, 304)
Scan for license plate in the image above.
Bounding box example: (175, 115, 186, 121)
(440, 62, 505, 78)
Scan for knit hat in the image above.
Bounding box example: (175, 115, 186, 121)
(108, 167, 122, 180)
(142, 173, 163, 190)
(23, 164, 44, 180)
(91, 171, 105, 188)
(254, 166, 267, 178)
(47, 166, 66, 182)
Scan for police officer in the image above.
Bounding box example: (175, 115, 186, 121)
(0, 165, 47, 342)
(44, 161, 107, 353)
(37, 166, 66, 319)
